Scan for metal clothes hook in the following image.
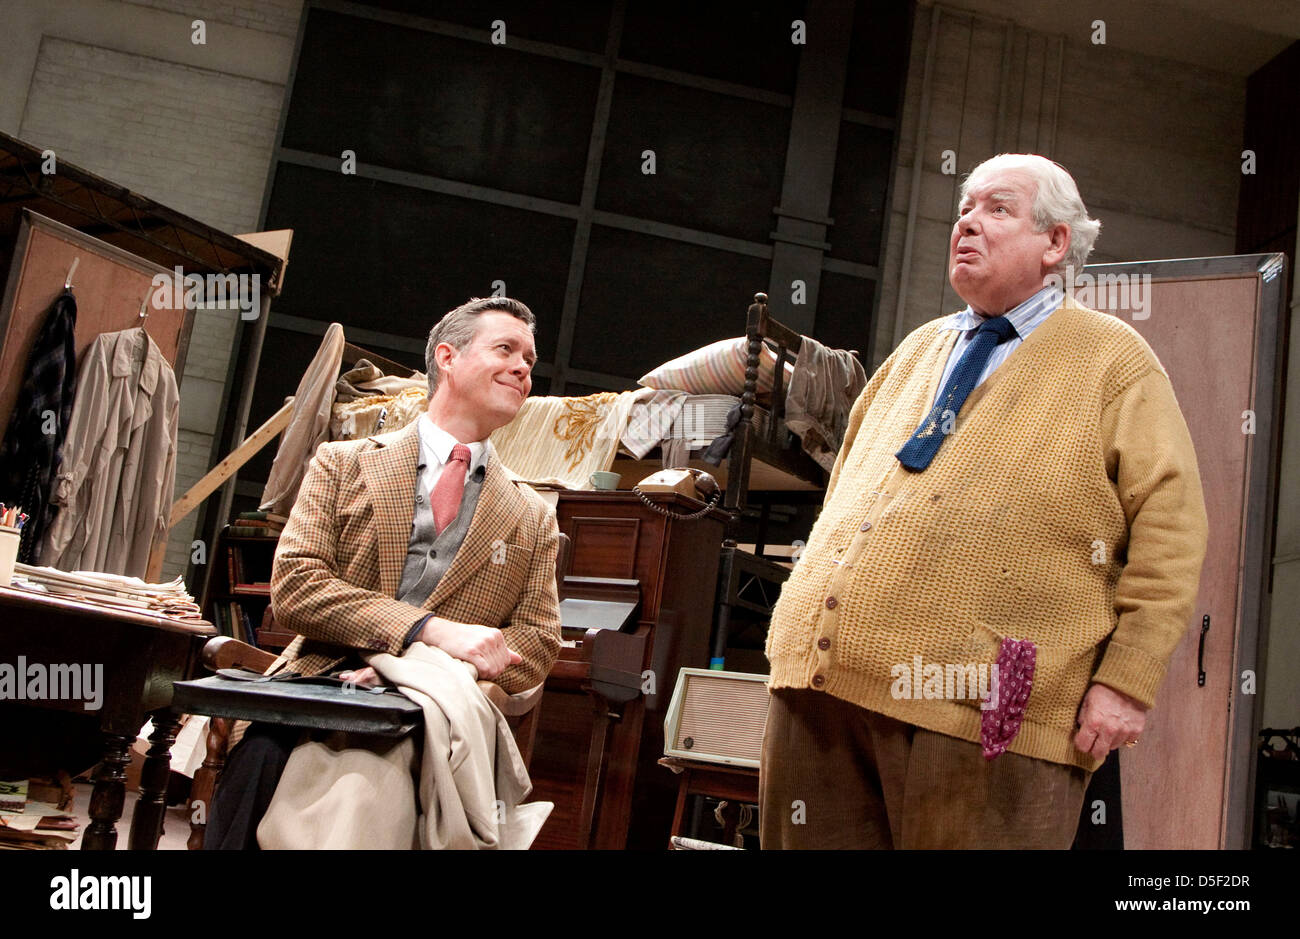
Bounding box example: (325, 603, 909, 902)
(64, 257, 80, 291)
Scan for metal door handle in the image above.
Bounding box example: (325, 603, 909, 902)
(1197, 614, 1210, 686)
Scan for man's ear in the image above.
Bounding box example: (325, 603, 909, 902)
(1043, 222, 1071, 269)
(434, 341, 457, 373)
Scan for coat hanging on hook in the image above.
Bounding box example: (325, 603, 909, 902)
(39, 325, 179, 578)
(0, 290, 79, 563)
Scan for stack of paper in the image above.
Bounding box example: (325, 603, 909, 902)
(10, 563, 202, 620)
(0, 796, 79, 850)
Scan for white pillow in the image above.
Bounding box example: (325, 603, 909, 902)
(638, 337, 793, 396)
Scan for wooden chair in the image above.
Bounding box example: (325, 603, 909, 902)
(182, 532, 571, 850)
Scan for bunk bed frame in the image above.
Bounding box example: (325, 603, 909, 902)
(723, 291, 829, 514)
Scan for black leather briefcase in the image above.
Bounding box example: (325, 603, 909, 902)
(171, 672, 423, 737)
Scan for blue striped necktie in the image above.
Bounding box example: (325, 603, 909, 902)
(895, 314, 1018, 472)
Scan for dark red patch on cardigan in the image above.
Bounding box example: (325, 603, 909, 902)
(981, 638, 1036, 760)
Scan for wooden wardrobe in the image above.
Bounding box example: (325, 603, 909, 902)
(1083, 253, 1286, 849)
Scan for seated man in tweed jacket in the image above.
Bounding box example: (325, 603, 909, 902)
(206, 296, 561, 849)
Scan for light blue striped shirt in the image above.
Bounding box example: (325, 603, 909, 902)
(932, 286, 1064, 407)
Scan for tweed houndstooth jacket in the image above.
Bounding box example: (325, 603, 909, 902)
(267, 420, 561, 694)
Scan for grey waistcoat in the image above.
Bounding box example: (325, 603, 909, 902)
(396, 461, 486, 606)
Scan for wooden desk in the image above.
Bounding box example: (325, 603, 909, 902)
(530, 491, 727, 849)
(0, 585, 215, 849)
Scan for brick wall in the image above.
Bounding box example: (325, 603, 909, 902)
(876, 4, 1243, 364)
(18, 30, 287, 583)
(122, 0, 302, 38)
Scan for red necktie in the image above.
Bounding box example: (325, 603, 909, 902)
(431, 444, 471, 535)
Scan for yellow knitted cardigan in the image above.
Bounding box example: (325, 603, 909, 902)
(765, 301, 1208, 771)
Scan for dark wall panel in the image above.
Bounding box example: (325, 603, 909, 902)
(360, 0, 613, 52)
(843, 0, 914, 117)
(619, 0, 805, 95)
(247, 0, 907, 418)
(827, 121, 894, 265)
(1238, 40, 1299, 305)
(598, 75, 790, 243)
(572, 226, 770, 380)
(815, 270, 875, 356)
(264, 162, 573, 361)
(565, 381, 634, 397)
(284, 9, 601, 203)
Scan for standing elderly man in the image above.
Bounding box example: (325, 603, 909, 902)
(760, 154, 1208, 849)
(205, 296, 560, 849)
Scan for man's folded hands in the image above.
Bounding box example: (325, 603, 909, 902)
(342, 617, 521, 686)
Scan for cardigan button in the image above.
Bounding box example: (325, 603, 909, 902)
(817, 637, 831, 651)
(812, 674, 825, 687)
(860, 520, 872, 532)
(825, 596, 837, 610)
(368, 638, 387, 651)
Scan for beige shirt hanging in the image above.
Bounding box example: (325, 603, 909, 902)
(259, 322, 345, 517)
(40, 327, 179, 578)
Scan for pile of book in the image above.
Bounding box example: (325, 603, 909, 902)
(229, 510, 287, 538)
(0, 777, 79, 849)
(213, 600, 259, 646)
(11, 564, 202, 620)
(224, 541, 270, 592)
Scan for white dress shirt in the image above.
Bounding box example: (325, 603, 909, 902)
(417, 414, 488, 496)
(933, 286, 1064, 406)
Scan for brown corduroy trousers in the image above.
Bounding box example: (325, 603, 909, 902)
(759, 689, 1090, 849)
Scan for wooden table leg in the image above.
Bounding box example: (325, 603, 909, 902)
(669, 767, 692, 844)
(83, 733, 133, 850)
(129, 712, 181, 850)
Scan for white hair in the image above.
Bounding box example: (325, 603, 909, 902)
(961, 154, 1101, 273)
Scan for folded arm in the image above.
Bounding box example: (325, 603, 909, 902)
(362, 506, 561, 692)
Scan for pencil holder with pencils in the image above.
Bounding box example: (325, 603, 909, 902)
(0, 524, 19, 587)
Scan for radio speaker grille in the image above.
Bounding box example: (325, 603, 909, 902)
(671, 671, 769, 764)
